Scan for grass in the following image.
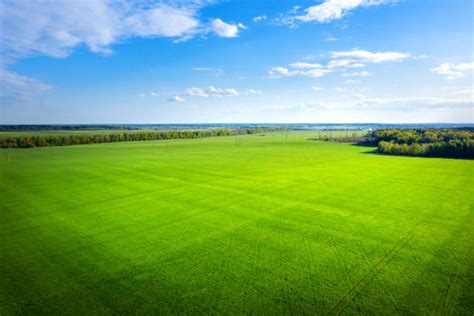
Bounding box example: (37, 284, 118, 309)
(0, 131, 472, 314)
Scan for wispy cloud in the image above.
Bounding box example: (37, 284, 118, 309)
(268, 66, 331, 78)
(184, 86, 242, 98)
(192, 67, 223, 75)
(289, 62, 324, 69)
(169, 95, 186, 102)
(330, 50, 410, 63)
(186, 87, 209, 97)
(0, 0, 246, 107)
(253, 15, 267, 22)
(345, 79, 361, 84)
(343, 71, 371, 77)
(297, 0, 394, 23)
(0, 69, 52, 104)
(208, 86, 239, 96)
(352, 94, 474, 110)
(245, 89, 262, 95)
(269, 49, 408, 79)
(275, 0, 395, 26)
(0, 1, 212, 61)
(431, 62, 474, 80)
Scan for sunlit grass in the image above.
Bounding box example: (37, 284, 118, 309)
(1, 132, 472, 314)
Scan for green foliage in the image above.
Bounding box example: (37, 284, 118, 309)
(1, 132, 473, 314)
(370, 128, 474, 158)
(0, 127, 287, 148)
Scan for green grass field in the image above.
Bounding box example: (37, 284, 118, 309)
(1, 132, 472, 314)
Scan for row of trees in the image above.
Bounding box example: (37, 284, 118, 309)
(0, 127, 286, 148)
(369, 128, 473, 144)
(371, 128, 474, 158)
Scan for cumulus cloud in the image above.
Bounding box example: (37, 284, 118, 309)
(327, 59, 365, 69)
(208, 85, 239, 96)
(269, 49, 407, 79)
(431, 62, 474, 80)
(253, 15, 267, 22)
(0, 0, 245, 107)
(211, 19, 240, 37)
(184, 86, 243, 98)
(268, 66, 331, 78)
(330, 50, 410, 63)
(289, 62, 324, 69)
(268, 67, 296, 78)
(169, 95, 185, 102)
(186, 87, 208, 97)
(343, 71, 371, 77)
(0, 1, 210, 61)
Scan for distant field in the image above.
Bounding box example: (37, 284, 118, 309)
(1, 131, 472, 314)
(0, 129, 364, 137)
(0, 129, 164, 136)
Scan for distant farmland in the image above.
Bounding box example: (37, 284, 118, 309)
(1, 131, 472, 314)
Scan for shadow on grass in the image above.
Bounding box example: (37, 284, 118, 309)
(359, 149, 474, 160)
(350, 142, 377, 148)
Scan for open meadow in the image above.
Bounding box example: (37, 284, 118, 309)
(1, 131, 473, 314)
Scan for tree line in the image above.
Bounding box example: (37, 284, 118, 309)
(0, 127, 286, 149)
(369, 128, 474, 158)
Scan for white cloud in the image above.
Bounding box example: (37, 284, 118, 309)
(211, 19, 240, 38)
(312, 86, 324, 91)
(327, 59, 365, 69)
(289, 62, 324, 69)
(237, 23, 248, 30)
(298, 0, 393, 23)
(0, 0, 242, 106)
(343, 71, 371, 77)
(304, 68, 332, 77)
(330, 50, 410, 63)
(184, 86, 241, 97)
(246, 89, 262, 95)
(352, 94, 473, 109)
(0, 1, 208, 61)
(268, 65, 331, 78)
(268, 67, 296, 78)
(253, 15, 267, 22)
(208, 86, 239, 96)
(0, 69, 52, 103)
(345, 79, 361, 84)
(269, 49, 409, 80)
(324, 34, 339, 41)
(431, 62, 474, 80)
(125, 5, 199, 38)
(169, 95, 185, 102)
(192, 67, 223, 76)
(187, 87, 208, 97)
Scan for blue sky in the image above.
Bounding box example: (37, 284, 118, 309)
(0, 0, 472, 124)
